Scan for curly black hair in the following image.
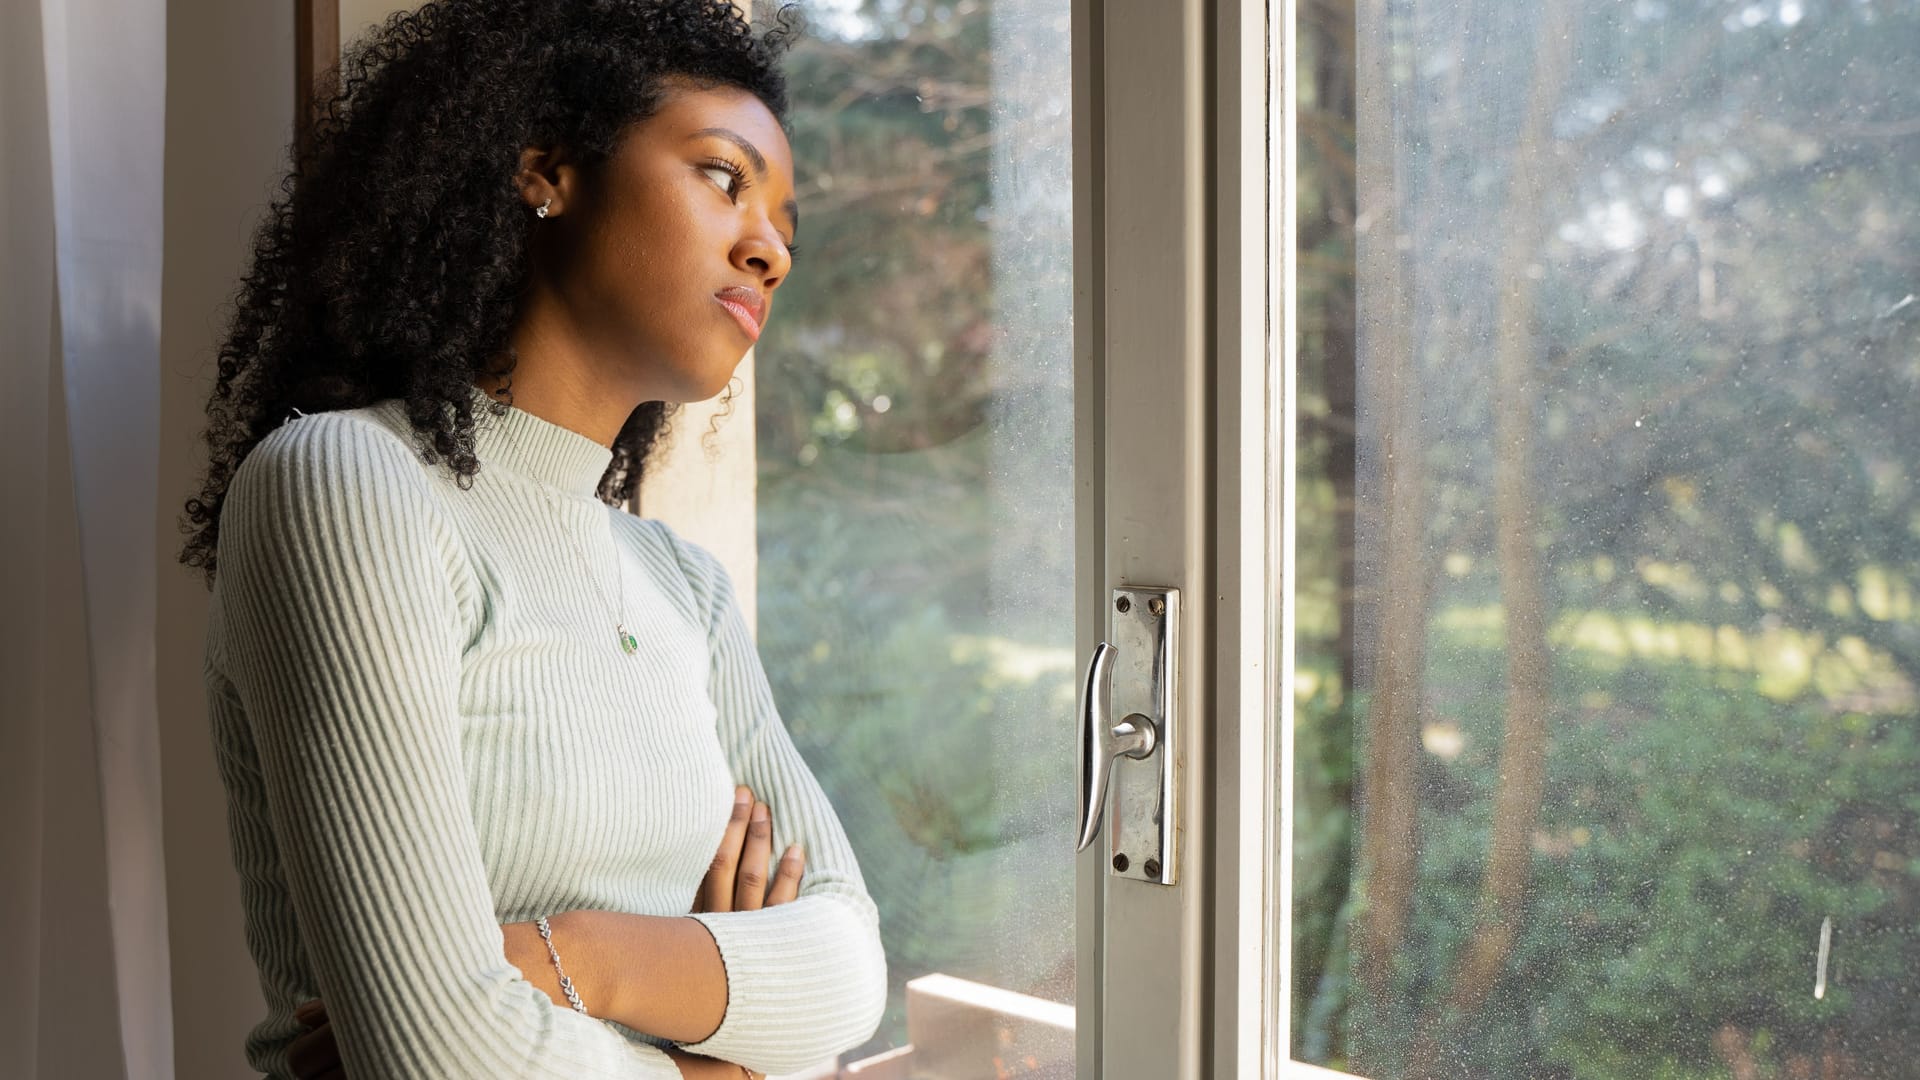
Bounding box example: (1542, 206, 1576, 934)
(179, 0, 803, 588)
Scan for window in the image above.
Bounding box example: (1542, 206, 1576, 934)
(752, 1, 1079, 1073)
(1284, 2, 1920, 1077)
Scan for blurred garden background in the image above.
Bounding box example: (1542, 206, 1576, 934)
(747, 0, 1079, 1067)
(1291, 0, 1920, 1077)
(741, 0, 1919, 1075)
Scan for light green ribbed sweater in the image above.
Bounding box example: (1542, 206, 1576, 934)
(203, 392, 887, 1078)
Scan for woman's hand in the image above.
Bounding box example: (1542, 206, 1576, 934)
(286, 784, 803, 1079)
(668, 1048, 767, 1079)
(692, 784, 806, 913)
(287, 999, 341, 1080)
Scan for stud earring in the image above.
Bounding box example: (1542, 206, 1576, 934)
(535, 197, 552, 219)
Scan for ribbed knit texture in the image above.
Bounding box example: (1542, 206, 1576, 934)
(203, 392, 887, 1078)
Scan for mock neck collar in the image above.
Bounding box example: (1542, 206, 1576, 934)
(378, 388, 616, 500)
(472, 388, 615, 499)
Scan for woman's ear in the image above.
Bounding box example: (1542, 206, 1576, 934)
(516, 144, 578, 216)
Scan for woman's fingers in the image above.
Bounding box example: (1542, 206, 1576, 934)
(765, 843, 806, 906)
(286, 998, 335, 1080)
(699, 786, 755, 913)
(696, 786, 802, 913)
(287, 1019, 341, 1079)
(734, 800, 773, 911)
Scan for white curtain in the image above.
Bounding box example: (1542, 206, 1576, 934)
(2, 0, 172, 1077)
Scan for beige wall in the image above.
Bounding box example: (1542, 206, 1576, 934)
(340, 0, 397, 50)
(159, 3, 297, 1077)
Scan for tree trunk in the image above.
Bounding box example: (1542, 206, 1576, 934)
(1351, 0, 1428, 1006)
(1415, 5, 1577, 1063)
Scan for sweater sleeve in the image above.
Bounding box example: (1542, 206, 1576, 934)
(216, 414, 683, 1079)
(667, 532, 890, 1075)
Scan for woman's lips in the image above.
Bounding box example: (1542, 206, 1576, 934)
(716, 295, 761, 342)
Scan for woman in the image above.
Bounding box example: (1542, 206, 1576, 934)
(179, 2, 887, 1077)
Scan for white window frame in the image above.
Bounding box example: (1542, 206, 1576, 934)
(1068, 0, 1310, 1076)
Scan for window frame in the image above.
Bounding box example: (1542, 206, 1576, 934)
(1071, 0, 1292, 1076)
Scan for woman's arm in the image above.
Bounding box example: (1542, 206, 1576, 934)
(218, 414, 689, 1079)
(628, 523, 891, 1075)
(505, 786, 807, 1043)
(287, 796, 806, 1080)
(508, 909, 726, 1041)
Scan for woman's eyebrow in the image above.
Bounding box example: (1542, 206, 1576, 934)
(688, 126, 800, 236)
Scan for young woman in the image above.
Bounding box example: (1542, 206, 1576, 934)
(179, 2, 886, 1077)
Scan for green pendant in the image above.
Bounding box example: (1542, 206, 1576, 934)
(618, 625, 638, 656)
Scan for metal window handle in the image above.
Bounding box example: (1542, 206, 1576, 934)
(1076, 642, 1158, 852)
(1074, 587, 1181, 885)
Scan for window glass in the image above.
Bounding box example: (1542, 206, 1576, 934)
(756, 1, 1076, 1071)
(1287, 2, 1920, 1076)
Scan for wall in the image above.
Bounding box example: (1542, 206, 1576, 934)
(158, 3, 297, 1077)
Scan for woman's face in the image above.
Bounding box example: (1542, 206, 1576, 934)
(530, 80, 797, 404)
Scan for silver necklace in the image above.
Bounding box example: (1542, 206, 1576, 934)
(537, 488, 638, 657)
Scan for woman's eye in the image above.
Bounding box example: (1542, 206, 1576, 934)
(701, 165, 740, 198)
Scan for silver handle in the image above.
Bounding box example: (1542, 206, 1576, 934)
(1076, 641, 1115, 852)
(1077, 643, 1160, 852)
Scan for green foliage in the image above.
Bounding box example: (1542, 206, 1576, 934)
(756, 431, 1079, 1058)
(759, 0, 997, 469)
(1339, 639, 1920, 1075)
(748, 0, 1920, 1074)
(750, 5, 1084, 1061)
(1292, 1, 1920, 1073)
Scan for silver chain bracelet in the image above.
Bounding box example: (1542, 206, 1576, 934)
(534, 915, 588, 1013)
